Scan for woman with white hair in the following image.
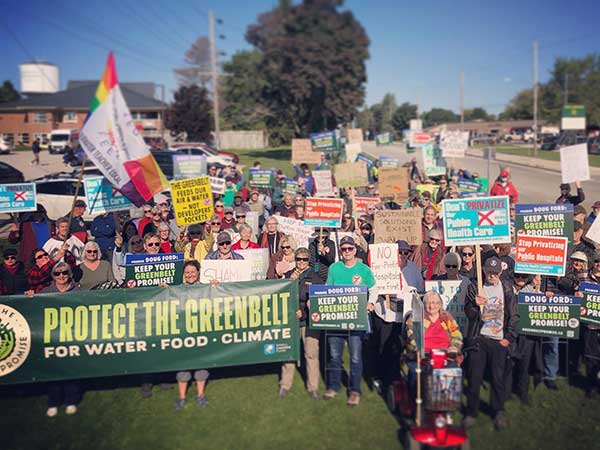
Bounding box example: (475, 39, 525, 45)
(78, 241, 115, 290)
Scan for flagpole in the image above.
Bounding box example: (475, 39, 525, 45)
(66, 153, 88, 241)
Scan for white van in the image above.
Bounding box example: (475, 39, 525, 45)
(49, 128, 79, 154)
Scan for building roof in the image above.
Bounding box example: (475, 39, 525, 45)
(0, 82, 166, 111)
(67, 80, 156, 98)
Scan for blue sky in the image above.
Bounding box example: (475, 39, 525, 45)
(1, 0, 599, 114)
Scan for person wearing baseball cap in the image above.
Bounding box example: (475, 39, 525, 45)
(322, 235, 375, 407)
(490, 168, 519, 203)
(395, 240, 424, 293)
(222, 174, 239, 207)
(587, 201, 600, 224)
(463, 255, 518, 431)
(221, 206, 236, 230)
(0, 247, 27, 295)
(571, 221, 595, 262)
(556, 180, 585, 205)
(205, 231, 244, 261)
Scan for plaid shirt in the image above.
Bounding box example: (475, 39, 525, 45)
(27, 252, 76, 293)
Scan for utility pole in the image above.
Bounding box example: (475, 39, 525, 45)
(533, 40, 538, 157)
(209, 10, 221, 149)
(158, 83, 166, 144)
(460, 71, 464, 130)
(564, 73, 569, 106)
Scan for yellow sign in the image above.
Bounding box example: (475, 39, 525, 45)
(170, 176, 214, 226)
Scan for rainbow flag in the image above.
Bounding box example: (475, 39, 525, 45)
(79, 52, 168, 206)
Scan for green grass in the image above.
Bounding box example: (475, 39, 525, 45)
(226, 146, 294, 179)
(471, 144, 600, 167)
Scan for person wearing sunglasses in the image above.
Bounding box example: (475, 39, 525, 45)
(232, 208, 248, 233)
(112, 225, 146, 285)
(323, 236, 375, 407)
(141, 206, 164, 237)
(267, 236, 297, 279)
(433, 252, 470, 284)
(396, 240, 424, 293)
(136, 203, 154, 236)
(359, 220, 374, 245)
(182, 224, 213, 262)
(308, 228, 336, 280)
(8, 203, 53, 271)
(77, 241, 115, 290)
(589, 251, 600, 284)
(26, 247, 71, 294)
(144, 233, 162, 254)
(221, 206, 236, 230)
(0, 248, 27, 295)
(411, 228, 446, 281)
(279, 247, 324, 400)
(459, 245, 477, 282)
(435, 176, 450, 204)
(340, 212, 355, 232)
(205, 231, 244, 261)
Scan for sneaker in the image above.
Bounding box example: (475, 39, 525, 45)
(494, 412, 508, 431)
(323, 389, 338, 400)
(197, 395, 208, 408)
(278, 388, 289, 400)
(463, 415, 476, 429)
(372, 379, 382, 393)
(65, 405, 77, 415)
(46, 407, 58, 418)
(347, 391, 361, 407)
(544, 379, 558, 391)
(141, 383, 153, 398)
(308, 390, 320, 400)
(175, 399, 186, 410)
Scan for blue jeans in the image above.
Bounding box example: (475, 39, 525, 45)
(327, 332, 364, 394)
(543, 337, 559, 381)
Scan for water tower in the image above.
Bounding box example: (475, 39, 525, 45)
(19, 62, 59, 96)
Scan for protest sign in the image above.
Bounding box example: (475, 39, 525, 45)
(310, 131, 339, 152)
(560, 143, 590, 184)
(457, 179, 482, 196)
(125, 253, 184, 288)
(440, 130, 469, 158)
(586, 214, 600, 244)
(291, 138, 321, 164)
(374, 208, 423, 245)
(245, 211, 260, 240)
(368, 243, 401, 296)
(376, 132, 393, 146)
(410, 119, 422, 131)
(378, 168, 409, 202)
(345, 143, 362, 163)
(0, 183, 36, 213)
(308, 285, 368, 330)
(0, 279, 299, 385)
(313, 170, 334, 196)
(410, 132, 431, 146)
(480, 294, 504, 339)
(422, 144, 446, 177)
(276, 215, 314, 248)
(425, 280, 468, 333)
(518, 292, 581, 339)
(173, 154, 207, 179)
(474, 177, 488, 193)
(346, 128, 363, 144)
(234, 248, 269, 280)
(209, 176, 225, 195)
(170, 176, 214, 226)
(304, 198, 344, 228)
(249, 169, 275, 189)
(84, 177, 133, 215)
(282, 178, 299, 195)
(441, 195, 511, 246)
(514, 235, 568, 276)
(353, 196, 379, 217)
(334, 162, 368, 188)
(416, 184, 439, 201)
(580, 282, 600, 326)
(379, 156, 399, 168)
(200, 259, 253, 284)
(515, 204, 573, 243)
(356, 153, 375, 170)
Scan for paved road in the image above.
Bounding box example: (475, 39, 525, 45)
(363, 142, 600, 206)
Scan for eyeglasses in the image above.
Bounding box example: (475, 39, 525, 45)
(343, 216, 351, 220)
(400, 251, 412, 256)
(143, 210, 152, 214)
(462, 252, 474, 257)
(152, 213, 160, 216)
(188, 231, 201, 236)
(218, 241, 231, 246)
(225, 211, 233, 215)
(594, 260, 600, 264)
(53, 270, 70, 276)
(361, 226, 372, 231)
(4, 255, 16, 260)
(367, 186, 375, 190)
(237, 215, 246, 218)
(429, 238, 441, 242)
(295, 257, 309, 262)
(215, 205, 224, 208)
(130, 240, 142, 245)
(86, 250, 98, 254)
(211, 222, 221, 226)
(281, 245, 291, 250)
(340, 246, 355, 252)
(445, 264, 458, 269)
(146, 242, 160, 247)
(35, 253, 48, 260)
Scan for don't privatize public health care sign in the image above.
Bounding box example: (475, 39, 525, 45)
(0, 183, 37, 213)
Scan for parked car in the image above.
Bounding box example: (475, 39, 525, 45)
(171, 146, 234, 167)
(150, 149, 224, 180)
(541, 136, 559, 151)
(49, 129, 79, 154)
(0, 138, 13, 154)
(0, 161, 25, 183)
(171, 142, 239, 164)
(588, 136, 600, 155)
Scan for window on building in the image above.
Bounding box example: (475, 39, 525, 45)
(3, 133, 14, 143)
(33, 112, 47, 124)
(132, 111, 159, 120)
(18, 133, 30, 144)
(63, 111, 78, 123)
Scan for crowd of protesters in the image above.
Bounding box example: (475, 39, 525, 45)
(1, 154, 599, 434)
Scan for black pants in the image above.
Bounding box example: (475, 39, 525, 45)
(505, 336, 536, 401)
(466, 337, 508, 417)
(47, 381, 81, 408)
(369, 314, 402, 386)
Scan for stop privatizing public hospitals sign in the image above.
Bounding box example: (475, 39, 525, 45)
(304, 197, 344, 228)
(441, 195, 511, 246)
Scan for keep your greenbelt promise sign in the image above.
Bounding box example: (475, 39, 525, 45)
(517, 292, 580, 339)
(0, 279, 299, 385)
(125, 253, 184, 288)
(579, 282, 600, 326)
(515, 204, 574, 243)
(308, 285, 368, 330)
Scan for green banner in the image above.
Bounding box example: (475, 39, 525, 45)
(125, 253, 184, 288)
(249, 169, 275, 189)
(376, 132, 393, 146)
(517, 292, 580, 339)
(310, 131, 340, 152)
(0, 280, 299, 385)
(308, 285, 369, 331)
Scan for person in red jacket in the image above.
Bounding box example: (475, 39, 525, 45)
(490, 170, 519, 203)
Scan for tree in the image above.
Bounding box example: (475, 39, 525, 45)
(222, 50, 271, 130)
(355, 106, 374, 134)
(246, 0, 369, 137)
(0, 81, 19, 103)
(174, 36, 211, 87)
(371, 93, 397, 134)
(392, 102, 418, 133)
(165, 85, 212, 142)
(464, 107, 492, 122)
(422, 108, 459, 128)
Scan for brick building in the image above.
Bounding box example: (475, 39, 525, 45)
(0, 81, 167, 146)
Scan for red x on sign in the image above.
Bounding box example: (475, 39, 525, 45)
(14, 192, 26, 201)
(477, 210, 495, 226)
(112, 187, 120, 197)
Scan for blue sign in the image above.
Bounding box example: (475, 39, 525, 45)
(84, 177, 134, 214)
(0, 183, 36, 213)
(442, 195, 511, 246)
(379, 156, 399, 169)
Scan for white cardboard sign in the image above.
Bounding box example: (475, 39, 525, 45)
(560, 143, 590, 184)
